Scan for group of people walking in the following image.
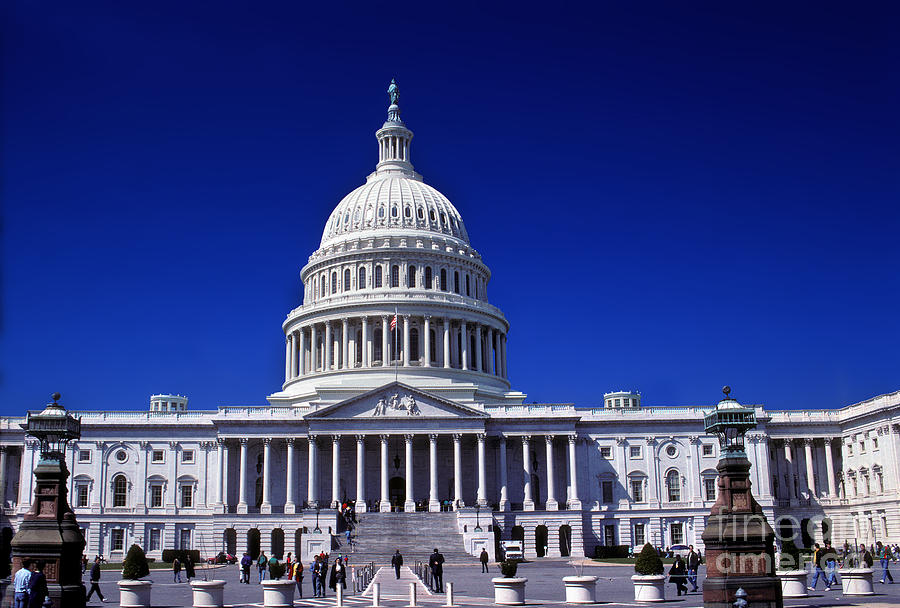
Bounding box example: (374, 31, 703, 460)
(12, 560, 48, 608)
(667, 546, 703, 596)
(171, 555, 196, 583)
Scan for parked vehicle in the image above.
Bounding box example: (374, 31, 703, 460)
(207, 551, 237, 565)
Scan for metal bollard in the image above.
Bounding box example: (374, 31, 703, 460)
(336, 584, 344, 607)
(445, 582, 454, 606)
(372, 582, 381, 607)
(409, 582, 418, 607)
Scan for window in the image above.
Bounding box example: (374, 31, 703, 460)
(702, 444, 714, 457)
(374, 328, 383, 362)
(670, 522, 684, 545)
(410, 328, 420, 361)
(417, 207, 424, 220)
(152, 450, 165, 463)
(666, 445, 677, 457)
(633, 523, 645, 547)
(453, 271, 460, 294)
(331, 271, 337, 294)
(847, 443, 853, 456)
(404, 205, 411, 218)
(873, 437, 879, 450)
(150, 485, 163, 508)
(877, 471, 884, 493)
(358, 267, 366, 289)
(391, 205, 398, 218)
(604, 525, 616, 547)
(374, 266, 383, 288)
(112, 475, 128, 507)
(181, 450, 194, 464)
(600, 446, 612, 458)
(344, 268, 351, 291)
(408, 265, 416, 288)
(704, 478, 717, 501)
(116, 450, 127, 463)
(320, 274, 325, 297)
(465, 274, 470, 296)
(76, 484, 89, 508)
(424, 267, 432, 289)
(666, 471, 681, 502)
(148, 528, 161, 552)
(391, 265, 399, 288)
(78, 450, 91, 463)
(859, 441, 865, 453)
(179, 528, 192, 550)
(111, 529, 124, 552)
(602, 481, 614, 503)
(181, 485, 193, 508)
(440, 269, 447, 291)
(630, 479, 644, 502)
(629, 446, 641, 459)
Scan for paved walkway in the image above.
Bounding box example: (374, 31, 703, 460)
(361, 566, 433, 598)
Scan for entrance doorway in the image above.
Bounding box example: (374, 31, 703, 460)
(389, 476, 405, 510)
(535, 525, 548, 557)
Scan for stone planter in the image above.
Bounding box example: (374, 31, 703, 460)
(262, 579, 296, 607)
(841, 568, 874, 595)
(563, 575, 598, 603)
(191, 579, 226, 607)
(118, 580, 152, 608)
(492, 577, 527, 605)
(776, 570, 808, 598)
(631, 574, 665, 602)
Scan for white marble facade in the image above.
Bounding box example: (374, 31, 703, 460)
(1, 86, 897, 561)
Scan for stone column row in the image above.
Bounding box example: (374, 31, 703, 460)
(775, 438, 840, 500)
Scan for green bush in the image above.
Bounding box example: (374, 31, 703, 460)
(634, 543, 663, 575)
(499, 559, 518, 578)
(779, 540, 803, 571)
(594, 545, 631, 559)
(161, 549, 201, 564)
(122, 545, 150, 580)
(269, 561, 286, 579)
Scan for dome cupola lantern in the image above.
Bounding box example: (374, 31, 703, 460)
(373, 79, 418, 180)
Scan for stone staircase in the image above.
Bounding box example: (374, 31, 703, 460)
(334, 511, 475, 565)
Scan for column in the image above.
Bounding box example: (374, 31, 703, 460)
(804, 438, 816, 499)
(0, 446, 8, 510)
(825, 439, 837, 497)
(522, 435, 534, 511)
(568, 435, 580, 508)
(428, 434, 439, 512)
(285, 335, 293, 382)
(307, 435, 318, 507)
(355, 435, 366, 513)
(298, 328, 306, 376)
(453, 434, 464, 508)
(285, 439, 295, 514)
(477, 433, 487, 506)
(404, 434, 415, 512)
(381, 316, 389, 365)
(237, 438, 248, 514)
(545, 435, 557, 510)
(784, 440, 796, 499)
(324, 321, 332, 371)
(442, 319, 451, 368)
(460, 321, 468, 370)
(380, 435, 390, 512)
(423, 316, 431, 367)
(260, 438, 272, 513)
(498, 437, 509, 511)
(475, 324, 483, 372)
(215, 439, 225, 508)
(332, 435, 341, 508)
(342, 318, 350, 370)
(493, 331, 501, 376)
(402, 315, 410, 366)
(310, 324, 318, 372)
(487, 328, 495, 374)
(361, 317, 369, 367)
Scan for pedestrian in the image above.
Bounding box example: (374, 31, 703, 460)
(258, 551, 268, 582)
(808, 543, 825, 591)
(240, 552, 252, 584)
(480, 548, 489, 573)
(286, 552, 292, 568)
(335, 555, 346, 589)
(346, 528, 352, 548)
(86, 556, 107, 603)
(823, 541, 839, 590)
(320, 555, 329, 597)
(26, 561, 48, 608)
(292, 559, 304, 598)
(173, 557, 182, 583)
(686, 545, 702, 592)
(669, 556, 688, 596)
(391, 549, 403, 580)
(861, 544, 874, 569)
(13, 560, 32, 608)
(877, 541, 894, 584)
(82, 554, 88, 575)
(185, 555, 196, 582)
(268, 554, 280, 579)
(429, 548, 445, 593)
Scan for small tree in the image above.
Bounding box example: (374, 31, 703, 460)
(499, 559, 518, 578)
(634, 543, 664, 576)
(122, 544, 150, 580)
(269, 560, 286, 580)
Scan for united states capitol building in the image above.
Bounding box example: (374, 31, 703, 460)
(1, 84, 897, 562)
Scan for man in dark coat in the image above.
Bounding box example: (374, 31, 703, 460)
(429, 548, 445, 593)
(686, 546, 702, 592)
(26, 561, 48, 608)
(391, 550, 403, 579)
(86, 556, 106, 602)
(480, 548, 489, 573)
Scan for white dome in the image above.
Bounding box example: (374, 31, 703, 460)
(320, 175, 470, 248)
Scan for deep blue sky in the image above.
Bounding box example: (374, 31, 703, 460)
(2, 2, 898, 413)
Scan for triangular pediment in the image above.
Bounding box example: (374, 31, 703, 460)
(304, 382, 488, 419)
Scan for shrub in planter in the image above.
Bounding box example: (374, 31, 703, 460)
(634, 544, 663, 575)
(122, 545, 150, 580)
(269, 561, 286, 580)
(779, 541, 802, 571)
(499, 560, 518, 578)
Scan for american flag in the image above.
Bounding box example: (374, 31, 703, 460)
(390, 314, 398, 331)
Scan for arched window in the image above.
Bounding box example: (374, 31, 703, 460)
(465, 274, 470, 296)
(666, 470, 681, 502)
(113, 474, 128, 507)
(417, 207, 424, 220)
(424, 267, 432, 290)
(331, 271, 338, 294)
(391, 206, 398, 218)
(453, 271, 460, 294)
(320, 275, 325, 297)
(374, 266, 383, 288)
(408, 265, 416, 288)
(410, 328, 420, 361)
(374, 328, 383, 362)
(358, 266, 366, 289)
(440, 269, 447, 291)
(391, 265, 400, 288)
(344, 268, 351, 292)
(378, 206, 385, 219)
(404, 206, 411, 218)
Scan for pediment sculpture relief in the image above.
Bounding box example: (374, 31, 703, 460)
(373, 392, 421, 416)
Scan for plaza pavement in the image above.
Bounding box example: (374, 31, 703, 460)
(84, 559, 900, 607)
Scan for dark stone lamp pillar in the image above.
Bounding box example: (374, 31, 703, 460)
(10, 393, 85, 608)
(701, 387, 782, 608)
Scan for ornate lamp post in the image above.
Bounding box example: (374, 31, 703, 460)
(11, 393, 85, 607)
(474, 504, 482, 532)
(701, 387, 781, 608)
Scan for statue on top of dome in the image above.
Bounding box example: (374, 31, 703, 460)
(388, 79, 399, 106)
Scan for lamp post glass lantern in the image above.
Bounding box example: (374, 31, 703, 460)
(703, 386, 756, 456)
(26, 392, 82, 462)
(314, 506, 321, 532)
(474, 504, 482, 532)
